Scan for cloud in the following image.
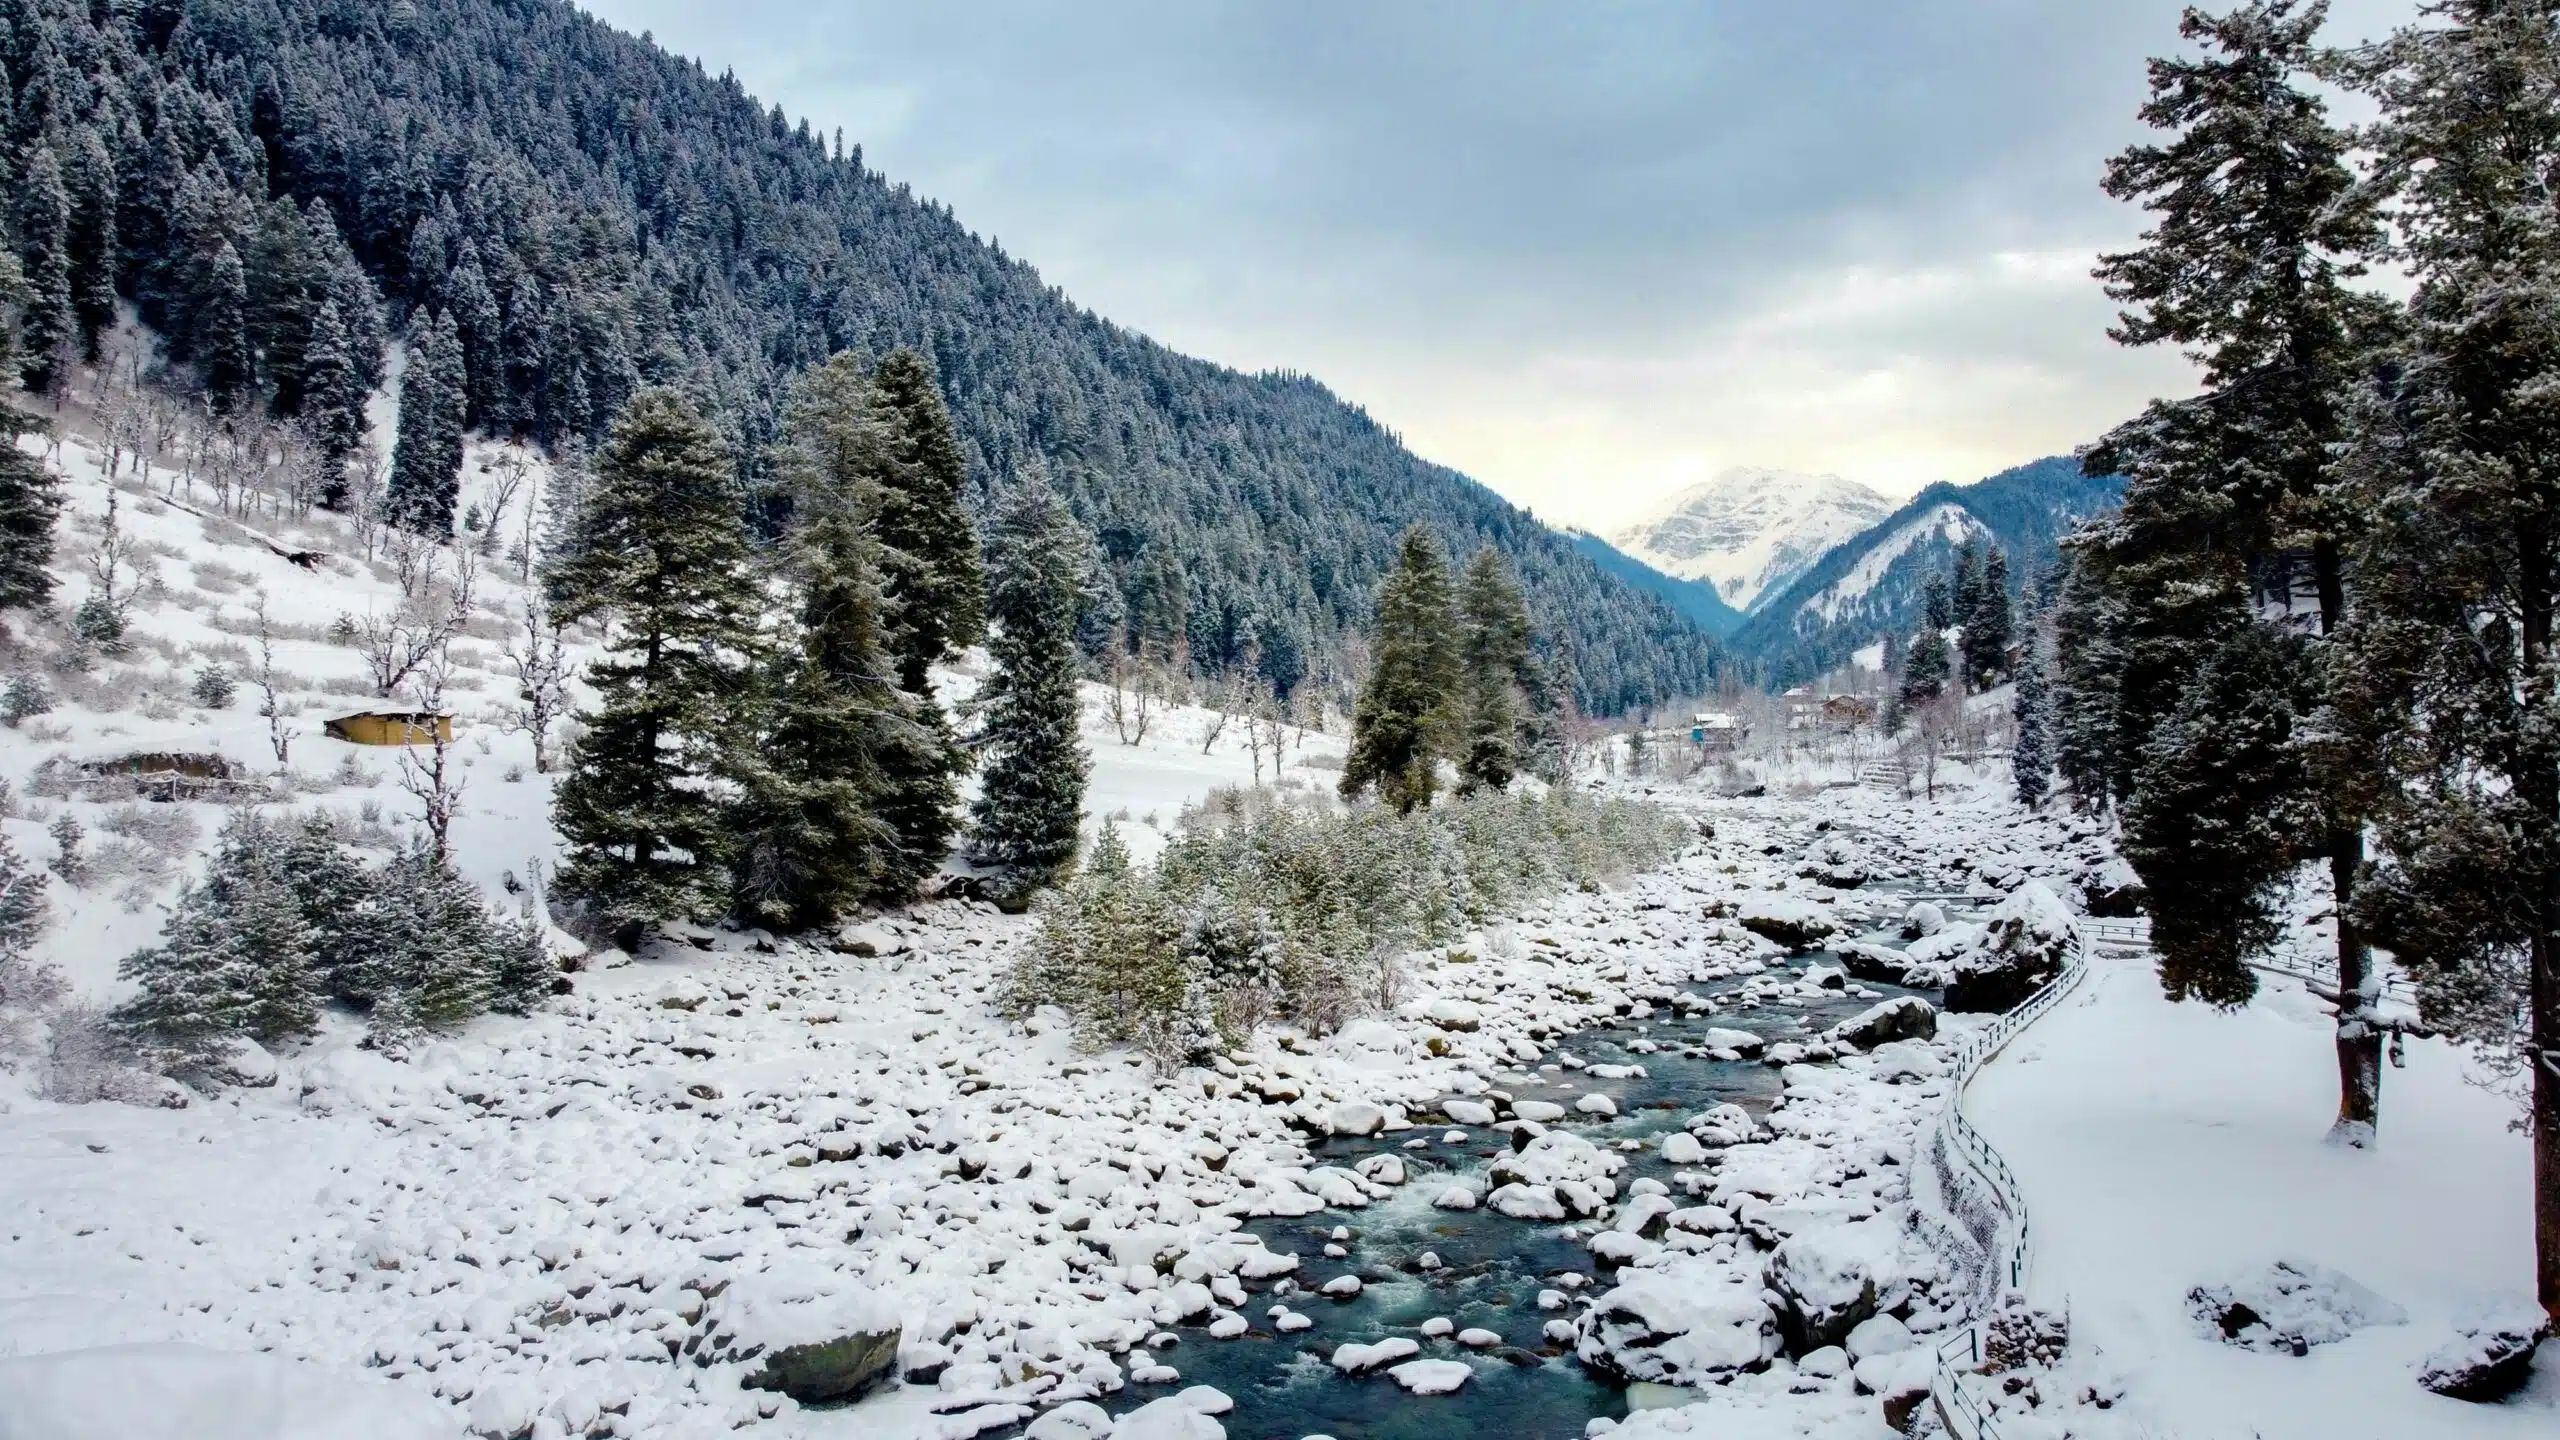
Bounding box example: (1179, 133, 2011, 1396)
(579, 0, 2417, 526)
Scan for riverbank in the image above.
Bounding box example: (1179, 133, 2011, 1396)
(0, 783, 2111, 1439)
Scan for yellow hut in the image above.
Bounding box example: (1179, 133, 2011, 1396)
(323, 711, 455, 746)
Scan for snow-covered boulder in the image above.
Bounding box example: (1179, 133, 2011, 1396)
(1424, 997, 1482, 1032)
(1687, 1103, 1758, 1148)
(712, 1274, 902, 1404)
(1112, 1395, 1227, 1439)
(1899, 902, 1946, 940)
(1736, 896, 1837, 951)
(2080, 855, 2147, 917)
(1489, 1131, 1625, 1193)
(1697, 1027, 1765, 1058)
(1025, 1401, 1116, 1439)
(1330, 1337, 1420, 1374)
(2416, 1295, 2550, 1401)
(2184, 1259, 2407, 1355)
(1441, 1098, 1497, 1126)
(1764, 1219, 1924, 1357)
(1943, 882, 2073, 1014)
(1797, 835, 1869, 888)
(1328, 1101, 1389, 1137)
(1827, 997, 1937, 1049)
(1387, 1358, 1473, 1394)
(1574, 1267, 1778, 1384)
(1486, 1184, 1569, 1222)
(1835, 941, 1913, 987)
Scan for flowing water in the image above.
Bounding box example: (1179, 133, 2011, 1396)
(1110, 950, 1930, 1440)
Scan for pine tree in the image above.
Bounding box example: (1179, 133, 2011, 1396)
(0, 833, 55, 1024)
(1341, 527, 1461, 813)
(967, 481, 1092, 902)
(2334, 0, 2560, 1320)
(301, 300, 366, 503)
(550, 389, 765, 941)
(197, 240, 255, 412)
(387, 310, 464, 534)
(2075, 0, 2391, 1137)
(871, 348, 987, 693)
(865, 349, 984, 899)
(1964, 548, 2014, 690)
(2013, 634, 2055, 809)
(12, 143, 73, 391)
(63, 130, 116, 358)
(730, 354, 903, 929)
(0, 254, 61, 615)
(2121, 625, 2305, 1007)
(115, 812, 320, 1076)
(356, 851, 503, 1038)
(1457, 549, 1534, 795)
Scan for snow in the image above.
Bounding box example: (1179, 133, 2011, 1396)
(1799, 502, 1983, 625)
(0, 1343, 462, 1440)
(1966, 946, 2558, 1436)
(5, 439, 2549, 1440)
(1608, 468, 1893, 612)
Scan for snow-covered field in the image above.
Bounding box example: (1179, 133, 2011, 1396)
(1969, 949, 2558, 1437)
(0, 431, 2548, 1440)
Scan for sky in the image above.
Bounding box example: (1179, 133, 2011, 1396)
(578, 0, 2416, 532)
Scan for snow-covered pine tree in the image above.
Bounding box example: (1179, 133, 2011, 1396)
(301, 299, 368, 502)
(1341, 527, 1461, 814)
(62, 130, 115, 360)
(2334, 0, 2560, 1319)
(967, 480, 1093, 902)
(0, 833, 54, 1024)
(730, 353, 903, 930)
(0, 254, 61, 618)
(356, 850, 504, 1041)
(550, 389, 766, 942)
(2012, 628, 2055, 809)
(12, 143, 73, 392)
(1899, 577, 1953, 717)
(387, 309, 465, 534)
(867, 349, 986, 901)
(115, 812, 320, 1075)
(1457, 548, 1534, 795)
(2079, 0, 2391, 1131)
(1964, 547, 2015, 691)
(197, 240, 255, 412)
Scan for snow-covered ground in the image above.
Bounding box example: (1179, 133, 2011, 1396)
(1969, 948, 2558, 1437)
(1, 429, 2548, 1440)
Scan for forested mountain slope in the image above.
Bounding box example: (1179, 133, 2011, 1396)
(1728, 456, 2122, 685)
(1566, 531, 1745, 638)
(0, 0, 1716, 712)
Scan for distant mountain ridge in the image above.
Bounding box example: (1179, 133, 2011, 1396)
(1609, 468, 1895, 612)
(1566, 532, 1746, 638)
(1727, 456, 2124, 686)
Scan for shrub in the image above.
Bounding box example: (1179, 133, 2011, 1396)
(192, 664, 236, 709)
(1005, 786, 1686, 1063)
(1, 674, 53, 727)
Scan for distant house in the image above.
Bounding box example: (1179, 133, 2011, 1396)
(1690, 712, 1743, 752)
(1822, 695, 1878, 730)
(324, 711, 454, 746)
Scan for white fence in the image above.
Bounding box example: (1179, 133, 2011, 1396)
(1921, 913, 2095, 1440)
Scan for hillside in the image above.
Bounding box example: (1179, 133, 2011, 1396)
(0, 0, 1715, 715)
(1728, 455, 2123, 685)
(1565, 531, 1744, 638)
(1607, 468, 1893, 614)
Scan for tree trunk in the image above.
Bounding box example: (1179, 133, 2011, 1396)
(2329, 838, 2380, 1146)
(2313, 538, 2380, 1146)
(2537, 918, 2560, 1326)
(2521, 523, 2559, 1326)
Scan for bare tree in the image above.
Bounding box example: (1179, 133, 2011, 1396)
(397, 641, 465, 862)
(1103, 630, 1160, 746)
(250, 591, 294, 765)
(499, 597, 576, 773)
(481, 448, 531, 559)
(357, 543, 476, 697)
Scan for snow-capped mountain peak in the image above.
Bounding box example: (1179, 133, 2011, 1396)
(1607, 467, 1893, 613)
